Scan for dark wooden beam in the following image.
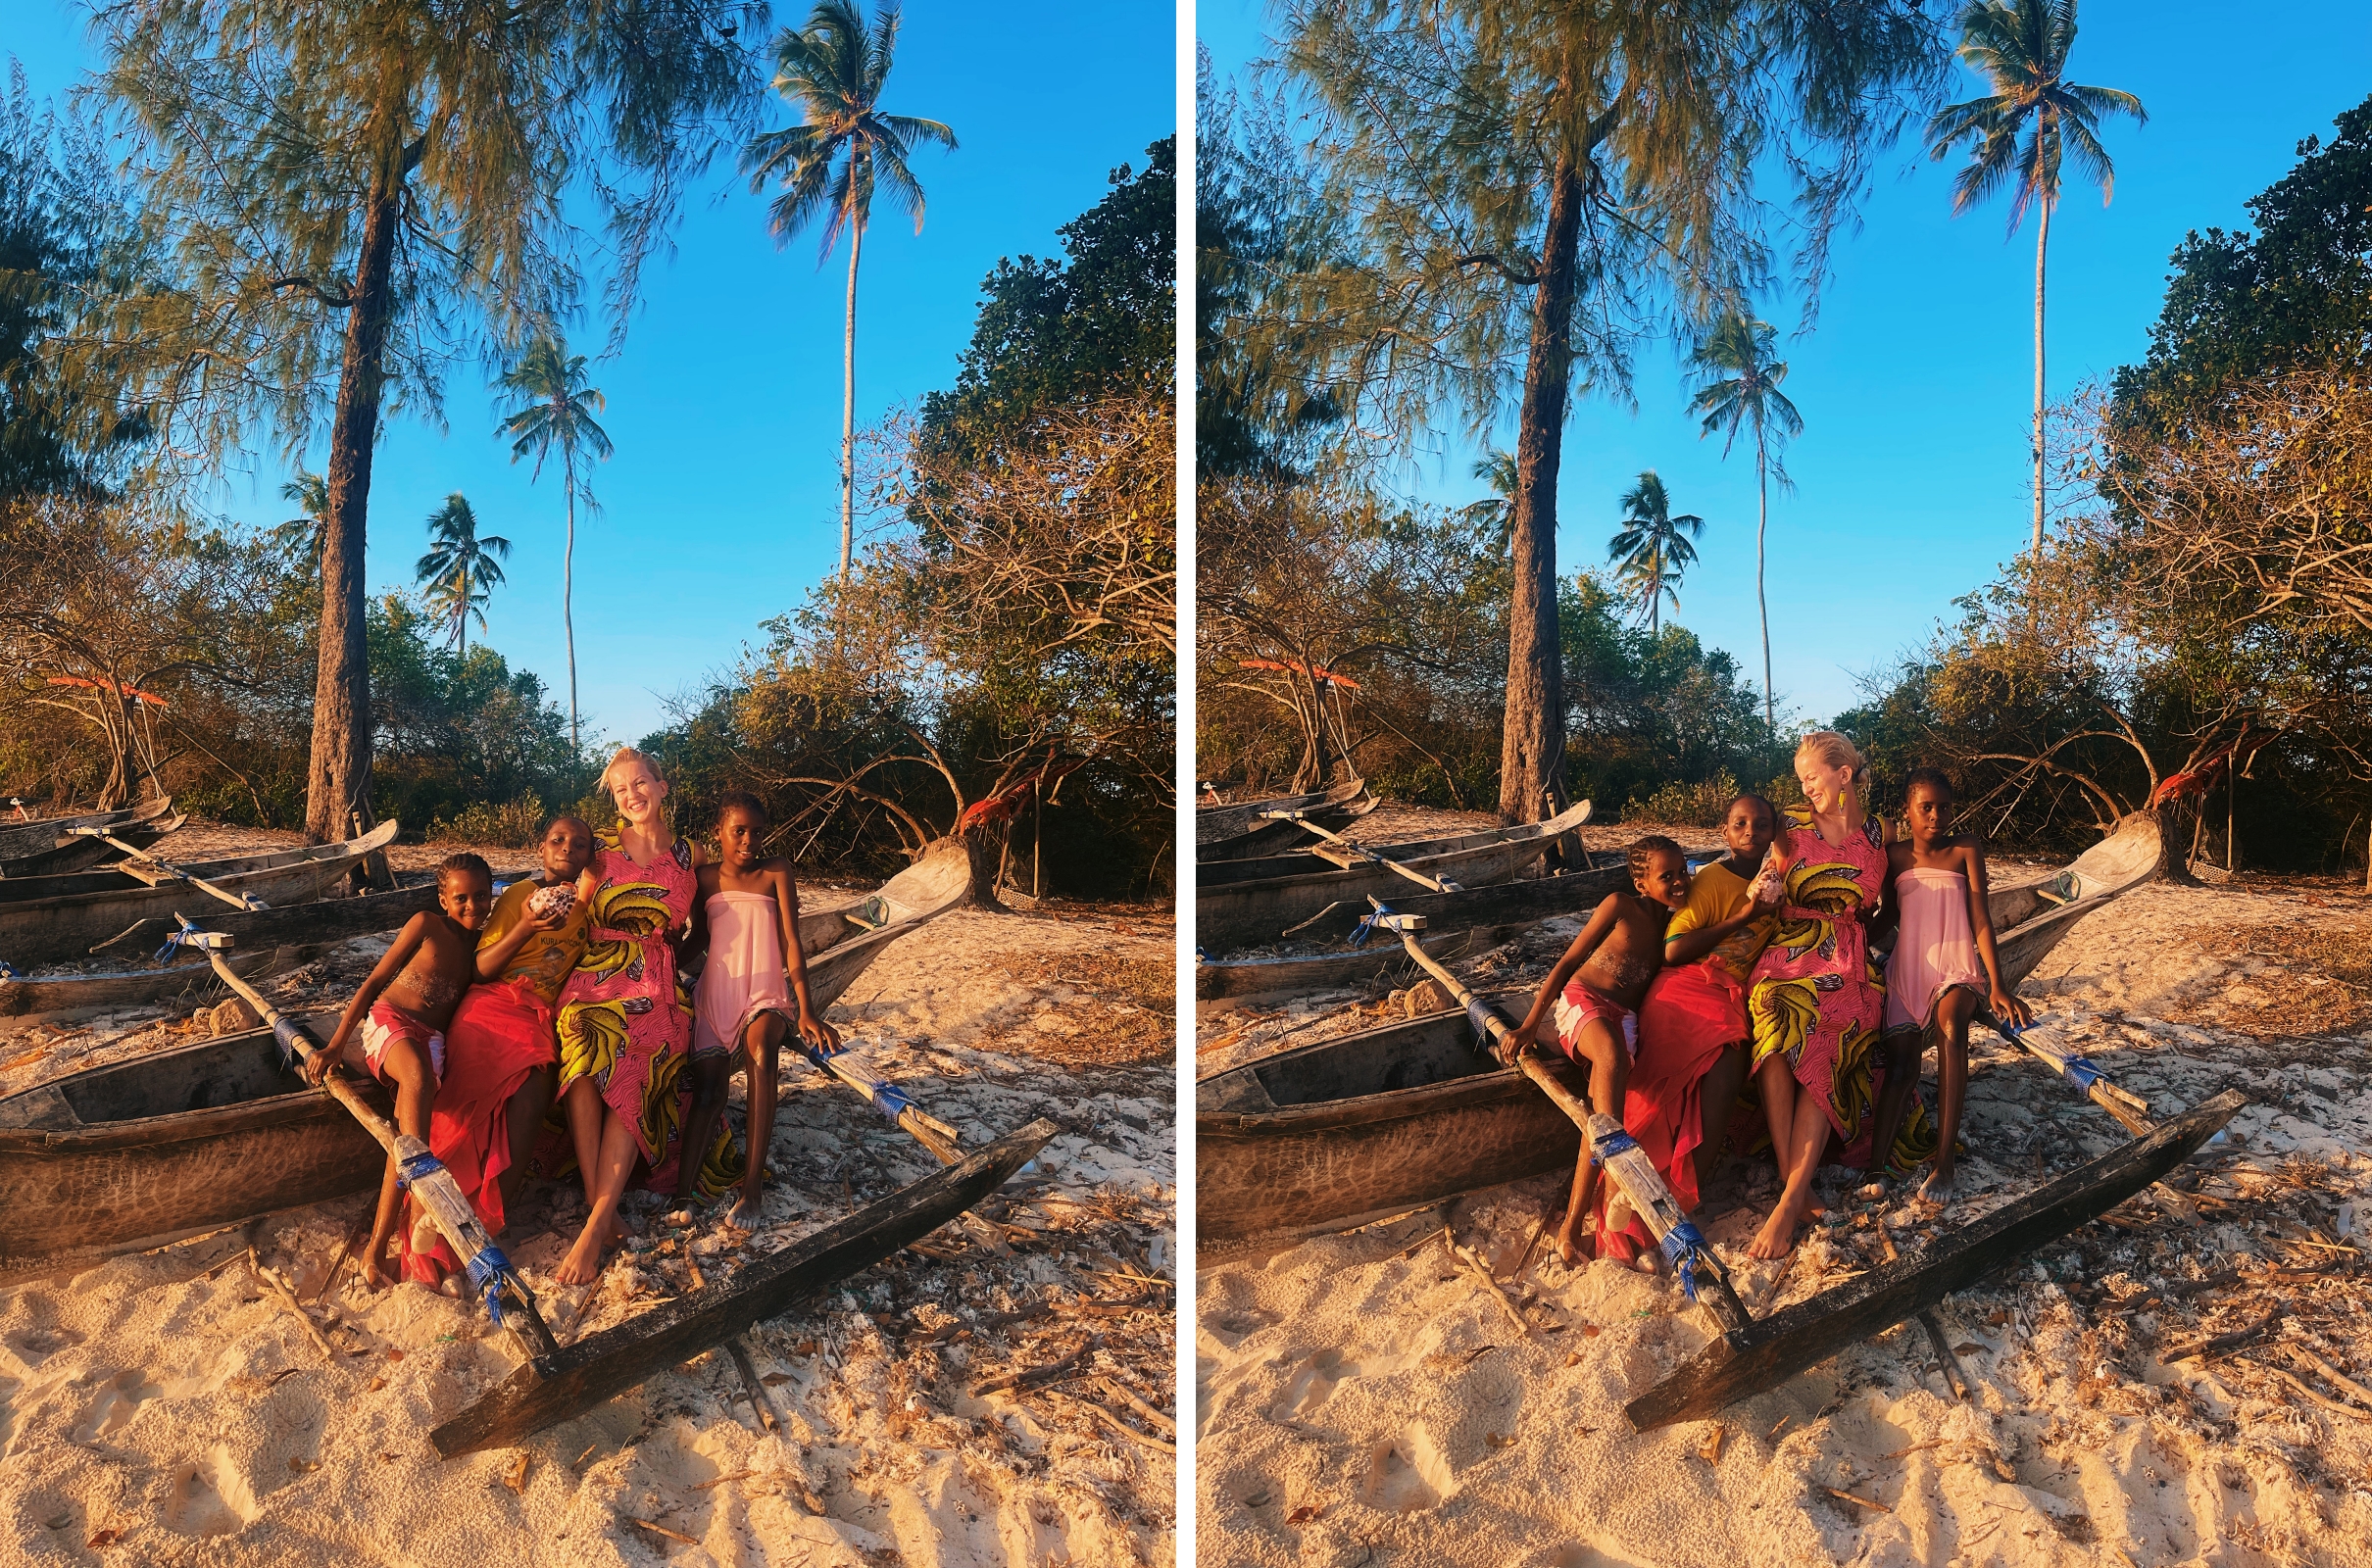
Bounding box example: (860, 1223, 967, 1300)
(430, 1118, 1058, 1458)
(1276, 864, 1627, 947)
(1624, 1088, 2245, 1432)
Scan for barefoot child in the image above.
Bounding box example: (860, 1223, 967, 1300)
(395, 818, 597, 1287)
(1874, 768, 2031, 1202)
(682, 792, 841, 1231)
(312, 853, 494, 1286)
(1506, 836, 1691, 1262)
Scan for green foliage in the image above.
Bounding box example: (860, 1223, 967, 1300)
(1924, 0, 2147, 230)
(1606, 470, 1703, 633)
(414, 493, 510, 654)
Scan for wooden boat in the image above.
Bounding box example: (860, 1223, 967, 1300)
(0, 810, 185, 880)
(1197, 800, 1593, 955)
(0, 845, 974, 1268)
(0, 1008, 385, 1271)
(1196, 812, 2165, 1249)
(0, 801, 166, 862)
(0, 820, 399, 969)
(1197, 777, 1377, 863)
(1197, 863, 1630, 1011)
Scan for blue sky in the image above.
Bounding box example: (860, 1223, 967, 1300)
(10, 2, 1175, 748)
(1201, 0, 2372, 725)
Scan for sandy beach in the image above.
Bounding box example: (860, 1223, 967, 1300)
(1196, 812, 2372, 1568)
(0, 825, 1177, 1567)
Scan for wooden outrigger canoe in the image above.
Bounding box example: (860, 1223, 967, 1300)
(1196, 813, 2165, 1249)
(1197, 863, 1630, 1011)
(1196, 800, 1592, 955)
(0, 845, 973, 1267)
(0, 799, 179, 878)
(0, 801, 167, 862)
(0, 820, 399, 968)
(1197, 777, 1376, 863)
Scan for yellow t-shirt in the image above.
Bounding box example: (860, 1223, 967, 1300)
(477, 878, 594, 1005)
(1665, 858, 1776, 984)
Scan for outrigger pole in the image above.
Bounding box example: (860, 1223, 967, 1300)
(1262, 810, 1465, 896)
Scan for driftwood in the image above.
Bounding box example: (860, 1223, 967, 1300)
(431, 1118, 1056, 1458)
(1625, 1089, 2245, 1431)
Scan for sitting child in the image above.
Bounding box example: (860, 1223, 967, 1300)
(1875, 768, 2031, 1202)
(394, 817, 596, 1288)
(313, 852, 494, 1287)
(681, 792, 841, 1232)
(1506, 836, 1691, 1261)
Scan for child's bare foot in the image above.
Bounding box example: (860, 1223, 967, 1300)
(1554, 1216, 1593, 1267)
(1748, 1192, 1811, 1259)
(554, 1217, 618, 1286)
(357, 1250, 395, 1290)
(723, 1195, 763, 1234)
(1919, 1164, 1957, 1205)
(1854, 1178, 1889, 1202)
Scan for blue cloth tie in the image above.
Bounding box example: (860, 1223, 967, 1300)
(271, 1017, 319, 1072)
(467, 1247, 517, 1327)
(395, 1151, 446, 1190)
(1349, 902, 1399, 949)
(1659, 1220, 1708, 1301)
(154, 913, 204, 965)
(0, 959, 17, 980)
(2058, 1054, 2104, 1090)
(1464, 998, 1499, 1051)
(1590, 1127, 1642, 1165)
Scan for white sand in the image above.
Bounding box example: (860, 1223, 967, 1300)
(0, 851, 1175, 1567)
(1197, 873, 2372, 1568)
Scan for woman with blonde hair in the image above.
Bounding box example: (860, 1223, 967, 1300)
(1743, 731, 1937, 1258)
(550, 746, 738, 1285)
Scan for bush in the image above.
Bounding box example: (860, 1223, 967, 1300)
(426, 794, 547, 849)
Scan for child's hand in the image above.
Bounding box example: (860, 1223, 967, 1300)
(304, 1029, 344, 1086)
(797, 1011, 841, 1053)
(1497, 1017, 1540, 1065)
(1992, 986, 2033, 1030)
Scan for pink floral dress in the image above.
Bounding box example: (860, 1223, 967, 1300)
(548, 826, 739, 1197)
(1746, 803, 1936, 1173)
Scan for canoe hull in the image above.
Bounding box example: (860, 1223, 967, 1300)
(0, 803, 163, 862)
(1197, 779, 1376, 862)
(0, 801, 178, 878)
(0, 1012, 386, 1267)
(1196, 995, 1579, 1246)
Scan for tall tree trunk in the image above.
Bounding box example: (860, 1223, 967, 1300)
(306, 163, 403, 845)
(840, 216, 864, 582)
(1497, 155, 1583, 826)
(2031, 196, 2051, 559)
(563, 450, 578, 757)
(1756, 437, 1773, 742)
(1649, 539, 1660, 638)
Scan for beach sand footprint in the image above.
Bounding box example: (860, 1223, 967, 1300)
(1274, 1348, 1356, 1418)
(71, 1368, 161, 1444)
(162, 1446, 261, 1538)
(1358, 1427, 1454, 1513)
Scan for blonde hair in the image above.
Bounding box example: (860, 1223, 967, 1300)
(601, 746, 665, 794)
(1795, 729, 1866, 783)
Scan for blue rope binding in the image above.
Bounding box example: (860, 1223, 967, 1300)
(1659, 1220, 1709, 1302)
(1589, 1127, 1642, 1165)
(1464, 998, 1499, 1050)
(154, 912, 203, 965)
(1349, 902, 1398, 949)
(395, 1150, 447, 1189)
(271, 1017, 315, 1072)
(467, 1247, 519, 1328)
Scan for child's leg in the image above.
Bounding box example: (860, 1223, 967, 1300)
(362, 1039, 433, 1287)
(1553, 1020, 1625, 1264)
(1864, 1025, 1926, 1185)
(1691, 1043, 1750, 1200)
(1749, 1054, 1830, 1258)
(727, 1014, 786, 1232)
(497, 1064, 558, 1213)
(556, 1107, 641, 1287)
(1923, 988, 1979, 1201)
(673, 1052, 734, 1206)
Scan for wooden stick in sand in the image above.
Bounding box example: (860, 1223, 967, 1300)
(1372, 902, 1756, 1336)
(69, 829, 268, 911)
(1452, 1240, 1534, 1338)
(183, 926, 561, 1367)
(722, 1337, 779, 1433)
(1261, 811, 1464, 895)
(1915, 1310, 1973, 1400)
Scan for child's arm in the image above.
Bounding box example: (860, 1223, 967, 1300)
(1503, 895, 1621, 1059)
(312, 914, 427, 1084)
(771, 860, 839, 1050)
(475, 891, 566, 981)
(1960, 839, 2031, 1027)
(1664, 880, 1781, 965)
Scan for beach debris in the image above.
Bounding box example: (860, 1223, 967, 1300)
(1824, 1487, 1891, 1513)
(501, 1450, 528, 1494)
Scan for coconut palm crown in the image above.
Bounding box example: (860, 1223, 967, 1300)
(1925, 0, 2145, 558)
(272, 471, 329, 566)
(1457, 447, 1519, 554)
(740, 0, 956, 583)
(1607, 471, 1704, 638)
(494, 333, 612, 755)
(1688, 312, 1802, 742)
(415, 495, 511, 658)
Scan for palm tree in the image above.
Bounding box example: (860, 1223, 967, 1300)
(1607, 471, 1704, 638)
(1688, 313, 1803, 741)
(1456, 448, 1519, 554)
(415, 494, 512, 658)
(494, 334, 613, 754)
(1925, 0, 2145, 558)
(740, 1, 956, 581)
(272, 470, 328, 566)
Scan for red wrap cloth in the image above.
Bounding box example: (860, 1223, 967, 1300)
(1592, 958, 1749, 1263)
(398, 978, 557, 1286)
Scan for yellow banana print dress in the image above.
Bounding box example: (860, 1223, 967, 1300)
(549, 827, 740, 1198)
(1746, 804, 1937, 1174)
